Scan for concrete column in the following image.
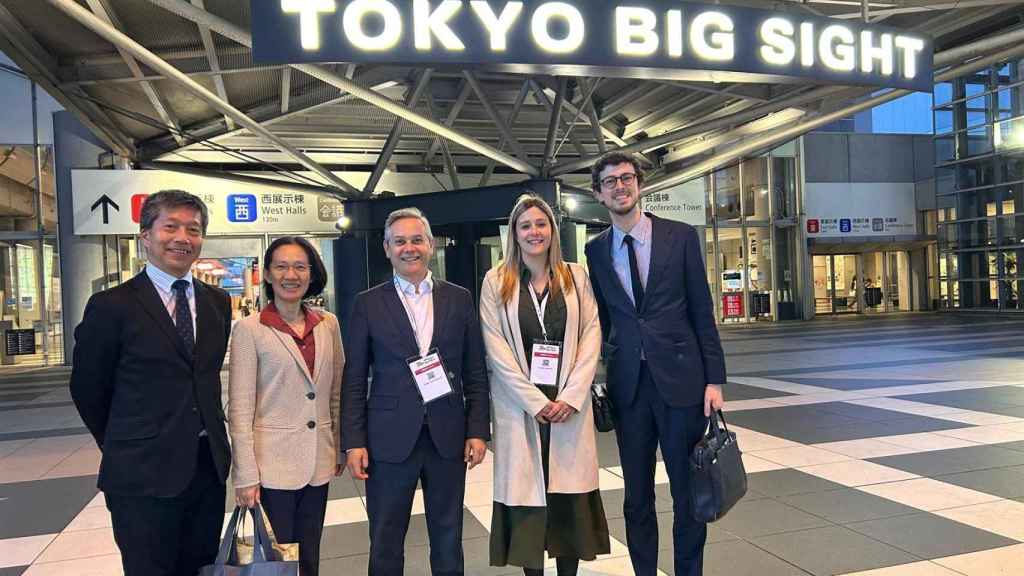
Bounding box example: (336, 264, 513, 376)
(54, 111, 112, 365)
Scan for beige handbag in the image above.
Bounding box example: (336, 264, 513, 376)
(235, 505, 300, 564)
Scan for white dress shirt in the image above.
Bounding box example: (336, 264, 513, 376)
(146, 263, 197, 336)
(394, 271, 434, 357)
(610, 213, 653, 306)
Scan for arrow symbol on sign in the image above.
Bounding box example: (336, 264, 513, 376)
(90, 194, 120, 224)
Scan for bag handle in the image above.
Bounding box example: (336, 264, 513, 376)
(706, 409, 730, 443)
(247, 505, 275, 563)
(214, 506, 244, 567)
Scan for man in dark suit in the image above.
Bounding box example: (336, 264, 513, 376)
(71, 190, 232, 576)
(585, 152, 726, 576)
(342, 208, 490, 576)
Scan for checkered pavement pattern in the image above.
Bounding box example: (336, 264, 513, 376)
(3, 313, 1024, 575)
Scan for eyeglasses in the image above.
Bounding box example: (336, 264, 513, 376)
(600, 173, 637, 189)
(271, 263, 310, 274)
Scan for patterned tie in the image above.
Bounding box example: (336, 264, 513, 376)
(171, 279, 195, 357)
(624, 235, 645, 312)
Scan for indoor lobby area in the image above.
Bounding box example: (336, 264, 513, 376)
(4, 313, 1024, 575)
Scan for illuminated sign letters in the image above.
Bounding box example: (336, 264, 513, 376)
(250, 0, 933, 90)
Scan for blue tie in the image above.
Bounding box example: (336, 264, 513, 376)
(172, 280, 195, 358)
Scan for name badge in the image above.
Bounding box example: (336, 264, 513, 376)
(530, 341, 561, 387)
(408, 350, 453, 404)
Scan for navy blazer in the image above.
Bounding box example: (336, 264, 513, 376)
(70, 272, 232, 497)
(585, 214, 726, 407)
(341, 278, 491, 463)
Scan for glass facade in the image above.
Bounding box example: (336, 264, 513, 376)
(934, 59, 1024, 310)
(702, 146, 800, 323)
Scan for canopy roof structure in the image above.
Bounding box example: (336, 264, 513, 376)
(2, 0, 1023, 198)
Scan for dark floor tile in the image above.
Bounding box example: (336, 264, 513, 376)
(680, 540, 809, 576)
(993, 440, 1024, 453)
(320, 522, 371, 559)
(327, 476, 361, 500)
(783, 377, 942, 391)
(746, 469, 847, 498)
(0, 475, 99, 539)
(723, 383, 794, 400)
(868, 445, 1024, 477)
(894, 387, 1024, 411)
(752, 525, 921, 576)
(727, 405, 864, 431)
(846, 513, 1018, 559)
(783, 416, 968, 444)
(601, 488, 624, 519)
(779, 488, 920, 525)
(0, 401, 75, 413)
(814, 402, 938, 422)
(0, 392, 44, 403)
(935, 466, 1024, 499)
(0, 427, 90, 442)
(462, 536, 522, 575)
(712, 498, 832, 539)
(0, 567, 27, 576)
(320, 554, 369, 574)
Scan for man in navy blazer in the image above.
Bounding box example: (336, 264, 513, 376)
(342, 208, 490, 576)
(585, 152, 727, 576)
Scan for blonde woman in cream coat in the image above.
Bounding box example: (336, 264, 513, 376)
(480, 195, 610, 576)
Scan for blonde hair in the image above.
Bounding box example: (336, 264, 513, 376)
(499, 194, 574, 304)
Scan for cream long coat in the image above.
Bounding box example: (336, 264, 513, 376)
(480, 262, 602, 507)
(228, 310, 344, 490)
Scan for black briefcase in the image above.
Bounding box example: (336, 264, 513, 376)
(689, 410, 747, 523)
(591, 384, 615, 432)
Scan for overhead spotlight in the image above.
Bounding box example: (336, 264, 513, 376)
(335, 215, 352, 231)
(564, 197, 578, 211)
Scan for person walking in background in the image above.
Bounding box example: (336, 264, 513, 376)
(228, 236, 344, 576)
(342, 208, 491, 576)
(586, 152, 727, 576)
(70, 190, 232, 576)
(480, 195, 610, 576)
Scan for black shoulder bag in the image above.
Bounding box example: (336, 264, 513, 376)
(689, 410, 747, 523)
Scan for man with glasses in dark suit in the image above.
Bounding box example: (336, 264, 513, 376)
(585, 153, 727, 576)
(71, 190, 232, 576)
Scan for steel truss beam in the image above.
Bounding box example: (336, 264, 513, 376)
(45, 0, 357, 195)
(143, 0, 538, 177)
(190, 0, 232, 129)
(364, 69, 434, 197)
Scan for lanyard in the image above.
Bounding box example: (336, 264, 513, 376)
(528, 282, 550, 341)
(395, 277, 429, 355)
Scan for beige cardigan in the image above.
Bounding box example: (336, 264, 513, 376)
(228, 310, 344, 490)
(480, 262, 602, 507)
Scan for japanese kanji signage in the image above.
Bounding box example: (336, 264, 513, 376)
(71, 170, 345, 236)
(804, 182, 917, 238)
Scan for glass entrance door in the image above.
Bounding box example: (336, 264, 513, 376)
(813, 254, 859, 314)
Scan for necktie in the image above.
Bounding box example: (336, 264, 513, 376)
(172, 279, 195, 357)
(623, 235, 644, 312)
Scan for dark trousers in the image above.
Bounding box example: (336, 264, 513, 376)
(106, 437, 226, 576)
(261, 483, 329, 576)
(614, 364, 709, 576)
(365, 425, 467, 576)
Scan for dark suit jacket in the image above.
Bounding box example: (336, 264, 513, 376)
(70, 272, 232, 497)
(585, 214, 726, 407)
(341, 279, 490, 464)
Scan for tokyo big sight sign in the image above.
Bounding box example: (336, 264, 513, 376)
(250, 0, 933, 91)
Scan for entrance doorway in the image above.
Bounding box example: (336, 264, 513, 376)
(813, 251, 912, 315)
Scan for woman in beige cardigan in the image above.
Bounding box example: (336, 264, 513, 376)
(480, 195, 610, 576)
(229, 236, 344, 576)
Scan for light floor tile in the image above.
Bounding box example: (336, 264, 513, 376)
(34, 527, 118, 563)
(41, 446, 101, 479)
(846, 398, 963, 417)
(605, 466, 624, 478)
(770, 391, 871, 406)
(939, 411, 1023, 426)
(814, 439, 918, 459)
(577, 554, 668, 576)
(653, 462, 670, 485)
(65, 506, 113, 532)
(22, 553, 123, 576)
(466, 461, 493, 484)
(411, 489, 425, 515)
(729, 426, 801, 451)
(934, 426, 1024, 445)
(464, 481, 493, 507)
(0, 438, 32, 460)
(750, 445, 853, 468)
(727, 377, 833, 395)
(741, 453, 788, 474)
(860, 478, 1002, 512)
(799, 460, 920, 487)
(0, 533, 57, 568)
(323, 496, 368, 526)
(839, 560, 966, 575)
(935, 499, 1024, 541)
(874, 433, 980, 452)
(994, 421, 1024, 433)
(723, 399, 786, 411)
(933, 543, 1024, 575)
(467, 504, 492, 533)
(85, 492, 106, 509)
(598, 469, 625, 491)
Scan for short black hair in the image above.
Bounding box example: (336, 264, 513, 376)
(139, 189, 210, 235)
(262, 236, 328, 302)
(591, 151, 645, 192)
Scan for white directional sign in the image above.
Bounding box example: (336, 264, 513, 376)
(71, 170, 345, 236)
(645, 178, 707, 227)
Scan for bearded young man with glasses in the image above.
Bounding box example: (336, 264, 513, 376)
(584, 152, 727, 576)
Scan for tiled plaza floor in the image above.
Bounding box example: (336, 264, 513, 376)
(2, 313, 1024, 575)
